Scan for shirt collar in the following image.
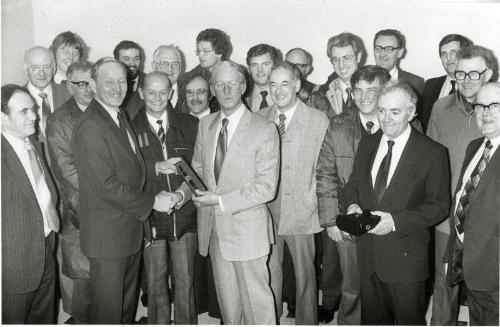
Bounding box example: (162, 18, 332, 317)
(487, 134, 500, 149)
(146, 110, 168, 131)
(337, 78, 351, 93)
(1, 131, 28, 149)
(389, 67, 399, 81)
(191, 108, 210, 119)
(221, 102, 245, 126)
(275, 101, 298, 125)
(382, 123, 411, 145)
(27, 82, 51, 97)
(358, 112, 380, 133)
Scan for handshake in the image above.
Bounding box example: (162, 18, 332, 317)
(153, 191, 183, 214)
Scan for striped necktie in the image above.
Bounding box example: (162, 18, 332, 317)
(278, 114, 286, 138)
(38, 92, 51, 135)
(157, 119, 166, 145)
(214, 118, 229, 183)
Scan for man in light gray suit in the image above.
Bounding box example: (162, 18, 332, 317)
(173, 60, 280, 324)
(259, 62, 329, 324)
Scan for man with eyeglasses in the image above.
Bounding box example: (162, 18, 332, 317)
(131, 72, 199, 324)
(151, 45, 184, 112)
(427, 44, 495, 326)
(245, 44, 281, 112)
(185, 75, 214, 119)
(420, 34, 473, 131)
(173, 60, 279, 324)
(113, 40, 146, 120)
(45, 60, 93, 324)
(443, 82, 500, 326)
(285, 48, 320, 103)
(309, 32, 364, 121)
(373, 29, 424, 94)
(24, 46, 71, 140)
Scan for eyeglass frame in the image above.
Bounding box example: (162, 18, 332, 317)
(330, 54, 356, 65)
(153, 60, 181, 71)
(373, 45, 400, 54)
(195, 48, 215, 56)
(186, 88, 209, 97)
(472, 102, 500, 114)
(69, 81, 90, 89)
(30, 65, 53, 74)
(454, 69, 488, 81)
(213, 80, 243, 91)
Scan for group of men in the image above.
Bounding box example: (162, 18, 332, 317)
(1, 26, 499, 326)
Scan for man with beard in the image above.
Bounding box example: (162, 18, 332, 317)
(185, 75, 215, 119)
(113, 40, 146, 119)
(420, 34, 473, 131)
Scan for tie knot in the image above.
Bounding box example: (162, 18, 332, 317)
(451, 80, 456, 87)
(260, 90, 268, 98)
(156, 119, 163, 127)
(24, 139, 33, 150)
(346, 87, 352, 94)
(366, 121, 374, 132)
(485, 140, 493, 150)
(39, 92, 47, 99)
(222, 118, 229, 128)
(279, 114, 286, 123)
(387, 140, 395, 149)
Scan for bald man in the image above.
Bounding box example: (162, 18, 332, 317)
(132, 72, 199, 324)
(445, 83, 500, 326)
(285, 48, 319, 103)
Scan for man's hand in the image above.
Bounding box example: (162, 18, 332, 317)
(368, 211, 395, 235)
(326, 79, 344, 115)
(326, 226, 352, 243)
(347, 204, 362, 215)
(153, 191, 182, 214)
(192, 190, 219, 207)
(156, 157, 182, 175)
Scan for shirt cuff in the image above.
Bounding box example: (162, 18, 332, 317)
(175, 190, 185, 209)
(218, 196, 225, 212)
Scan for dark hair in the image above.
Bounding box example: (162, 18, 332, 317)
(374, 29, 405, 49)
(196, 28, 231, 60)
(91, 57, 126, 80)
(457, 45, 496, 70)
(246, 43, 282, 66)
(326, 32, 365, 62)
(66, 60, 93, 79)
(351, 65, 391, 87)
(1, 84, 32, 114)
(438, 34, 473, 54)
(49, 31, 87, 60)
(185, 74, 209, 89)
(271, 61, 301, 81)
(113, 40, 143, 60)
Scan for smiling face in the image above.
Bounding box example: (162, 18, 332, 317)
(1, 91, 37, 139)
(25, 47, 55, 90)
(330, 45, 359, 84)
(186, 76, 210, 115)
(91, 62, 127, 108)
(456, 57, 492, 101)
(353, 78, 383, 115)
(269, 67, 300, 112)
(117, 48, 141, 80)
(474, 84, 500, 139)
(377, 89, 415, 139)
(152, 47, 182, 85)
(67, 69, 93, 107)
(55, 44, 80, 75)
(139, 74, 171, 117)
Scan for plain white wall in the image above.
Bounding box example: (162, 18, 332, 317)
(3, 0, 500, 86)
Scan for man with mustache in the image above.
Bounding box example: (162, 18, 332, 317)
(185, 75, 215, 119)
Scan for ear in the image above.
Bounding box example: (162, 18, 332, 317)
(484, 68, 493, 82)
(89, 79, 98, 95)
(168, 88, 173, 100)
(210, 85, 216, 97)
(407, 104, 417, 121)
(396, 48, 404, 59)
(66, 80, 73, 95)
(138, 87, 144, 100)
(239, 81, 247, 96)
(356, 52, 362, 64)
(295, 79, 301, 93)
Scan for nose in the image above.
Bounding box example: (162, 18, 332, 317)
(257, 64, 264, 73)
(361, 90, 370, 102)
(27, 108, 37, 120)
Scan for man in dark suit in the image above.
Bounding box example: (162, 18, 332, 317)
(72, 58, 174, 323)
(131, 72, 199, 324)
(113, 40, 146, 120)
(1, 85, 60, 323)
(373, 29, 424, 95)
(445, 82, 500, 326)
(46, 60, 94, 324)
(420, 34, 473, 131)
(343, 81, 450, 324)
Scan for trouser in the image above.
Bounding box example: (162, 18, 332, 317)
(336, 238, 361, 325)
(465, 285, 499, 326)
(321, 230, 342, 310)
(88, 252, 141, 324)
(143, 233, 198, 324)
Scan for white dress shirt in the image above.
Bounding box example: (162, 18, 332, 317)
(250, 85, 273, 112)
(146, 110, 168, 158)
(338, 78, 351, 103)
(27, 82, 55, 115)
(359, 113, 380, 133)
(438, 75, 456, 99)
(96, 99, 136, 153)
(371, 124, 412, 188)
(274, 102, 298, 131)
(389, 66, 399, 82)
(171, 83, 179, 107)
(2, 132, 54, 236)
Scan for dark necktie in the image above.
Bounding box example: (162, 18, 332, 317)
(25, 139, 59, 232)
(448, 140, 493, 286)
(345, 87, 354, 110)
(366, 121, 374, 134)
(374, 140, 395, 202)
(214, 118, 229, 183)
(39, 92, 51, 135)
(278, 114, 286, 138)
(259, 90, 269, 110)
(117, 110, 127, 134)
(449, 80, 456, 95)
(169, 89, 175, 109)
(157, 119, 166, 145)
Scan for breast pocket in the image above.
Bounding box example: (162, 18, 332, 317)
(172, 145, 194, 161)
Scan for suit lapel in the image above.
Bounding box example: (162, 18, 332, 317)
(205, 112, 221, 190)
(468, 138, 499, 205)
(224, 109, 250, 163)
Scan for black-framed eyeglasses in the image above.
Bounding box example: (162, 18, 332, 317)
(195, 49, 215, 56)
(153, 61, 180, 71)
(186, 89, 209, 97)
(214, 80, 241, 91)
(472, 102, 500, 114)
(455, 69, 488, 81)
(70, 81, 90, 89)
(374, 45, 400, 54)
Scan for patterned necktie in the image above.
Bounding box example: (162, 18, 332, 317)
(157, 119, 166, 145)
(25, 140, 59, 233)
(345, 87, 354, 110)
(38, 92, 51, 135)
(449, 80, 456, 95)
(214, 118, 229, 183)
(454, 140, 493, 235)
(366, 121, 374, 134)
(259, 90, 269, 110)
(278, 114, 286, 138)
(374, 140, 395, 202)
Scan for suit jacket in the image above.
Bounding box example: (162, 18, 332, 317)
(72, 99, 154, 258)
(122, 71, 146, 120)
(52, 81, 72, 111)
(420, 75, 447, 131)
(445, 138, 500, 292)
(1, 135, 58, 293)
(179, 107, 280, 261)
(308, 77, 356, 120)
(398, 68, 425, 95)
(258, 100, 329, 235)
(343, 128, 450, 283)
(131, 106, 198, 241)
